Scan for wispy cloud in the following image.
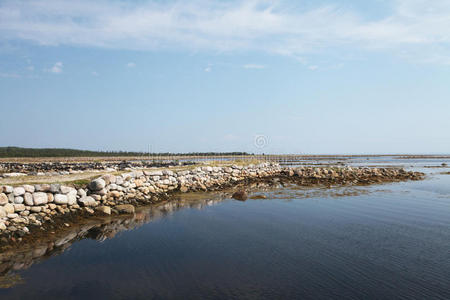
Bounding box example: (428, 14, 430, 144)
(1, 0, 450, 64)
(91, 71, 99, 76)
(46, 62, 63, 74)
(0, 72, 20, 78)
(243, 64, 265, 69)
(126, 62, 136, 68)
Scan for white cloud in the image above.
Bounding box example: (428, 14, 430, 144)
(1, 0, 450, 64)
(243, 64, 265, 69)
(46, 61, 63, 74)
(204, 66, 212, 72)
(0, 72, 20, 78)
(91, 71, 99, 76)
(126, 62, 136, 68)
(27, 65, 34, 71)
(308, 65, 318, 71)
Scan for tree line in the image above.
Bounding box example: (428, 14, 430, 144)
(0, 147, 249, 158)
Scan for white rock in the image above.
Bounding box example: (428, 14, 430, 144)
(77, 189, 87, 197)
(3, 186, 13, 193)
(67, 194, 77, 205)
(24, 192, 34, 206)
(60, 185, 73, 194)
(23, 184, 35, 193)
(78, 196, 98, 207)
(33, 192, 48, 205)
(13, 187, 25, 196)
(14, 196, 24, 204)
(54, 194, 68, 204)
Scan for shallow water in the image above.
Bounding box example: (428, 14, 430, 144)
(1, 158, 450, 299)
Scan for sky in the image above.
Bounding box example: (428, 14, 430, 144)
(0, 0, 449, 154)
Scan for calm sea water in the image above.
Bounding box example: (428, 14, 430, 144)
(1, 157, 450, 299)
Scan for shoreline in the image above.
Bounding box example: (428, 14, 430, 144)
(0, 162, 425, 245)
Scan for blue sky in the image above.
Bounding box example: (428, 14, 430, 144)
(1, 0, 449, 154)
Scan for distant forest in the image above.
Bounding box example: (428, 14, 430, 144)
(0, 147, 249, 158)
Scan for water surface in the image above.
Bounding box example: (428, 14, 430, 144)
(1, 158, 450, 299)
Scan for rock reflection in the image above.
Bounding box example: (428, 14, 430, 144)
(0, 193, 230, 288)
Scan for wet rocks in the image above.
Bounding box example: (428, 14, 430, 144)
(232, 190, 248, 201)
(115, 204, 135, 214)
(0, 162, 425, 241)
(96, 206, 111, 215)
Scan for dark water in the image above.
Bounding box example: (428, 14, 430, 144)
(1, 159, 450, 299)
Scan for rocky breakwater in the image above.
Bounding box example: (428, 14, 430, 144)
(281, 166, 424, 185)
(0, 163, 424, 242)
(0, 163, 282, 240)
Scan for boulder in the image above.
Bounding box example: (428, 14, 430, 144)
(232, 190, 248, 201)
(50, 184, 61, 193)
(60, 185, 74, 194)
(14, 196, 24, 204)
(0, 207, 6, 218)
(0, 193, 8, 205)
(78, 196, 98, 207)
(77, 189, 87, 197)
(67, 194, 77, 206)
(96, 206, 111, 215)
(3, 185, 13, 193)
(89, 178, 106, 191)
(24, 192, 34, 206)
(23, 184, 35, 193)
(54, 194, 68, 205)
(4, 203, 14, 214)
(13, 204, 25, 212)
(13, 187, 25, 196)
(115, 204, 135, 214)
(33, 192, 48, 205)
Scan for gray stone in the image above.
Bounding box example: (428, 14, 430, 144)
(54, 194, 68, 204)
(0, 222, 6, 230)
(24, 193, 34, 206)
(89, 178, 106, 191)
(13, 187, 25, 196)
(33, 192, 48, 205)
(14, 196, 24, 204)
(0, 193, 8, 205)
(35, 184, 51, 192)
(50, 184, 61, 193)
(7, 213, 19, 219)
(78, 196, 97, 207)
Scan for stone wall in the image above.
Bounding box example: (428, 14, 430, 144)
(0, 163, 424, 240)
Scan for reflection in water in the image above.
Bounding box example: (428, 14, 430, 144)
(0, 195, 228, 288)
